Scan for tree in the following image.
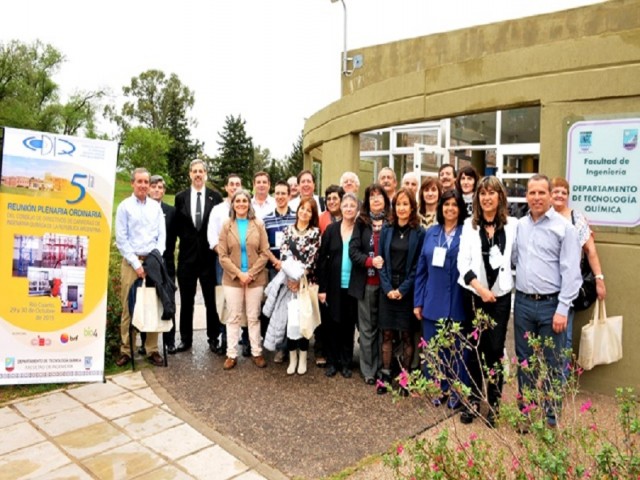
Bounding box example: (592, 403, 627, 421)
(0, 40, 101, 135)
(107, 69, 202, 192)
(119, 127, 171, 183)
(281, 133, 304, 180)
(211, 114, 254, 189)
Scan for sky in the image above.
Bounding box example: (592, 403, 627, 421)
(2, 0, 603, 161)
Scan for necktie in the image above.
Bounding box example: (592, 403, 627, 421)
(195, 192, 202, 230)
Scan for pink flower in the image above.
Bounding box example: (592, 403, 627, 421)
(577, 366, 584, 376)
(511, 457, 520, 471)
(431, 464, 439, 472)
(469, 432, 478, 441)
(398, 369, 409, 388)
(523, 331, 530, 339)
(396, 444, 404, 455)
(488, 368, 496, 377)
(511, 356, 518, 365)
(522, 402, 536, 414)
(580, 399, 593, 413)
(589, 423, 598, 432)
(470, 328, 479, 341)
(376, 379, 386, 389)
(520, 359, 529, 368)
(467, 458, 474, 467)
(418, 337, 428, 349)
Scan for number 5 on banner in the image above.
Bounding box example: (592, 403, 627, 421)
(67, 173, 94, 204)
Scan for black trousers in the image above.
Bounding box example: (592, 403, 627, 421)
(326, 289, 358, 369)
(463, 289, 511, 406)
(177, 268, 221, 345)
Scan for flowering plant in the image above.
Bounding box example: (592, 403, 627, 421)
(382, 310, 640, 479)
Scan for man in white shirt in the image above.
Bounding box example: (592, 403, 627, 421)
(251, 171, 276, 220)
(114, 167, 166, 367)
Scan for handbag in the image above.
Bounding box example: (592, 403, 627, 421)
(132, 286, 173, 333)
(578, 300, 623, 370)
(571, 211, 597, 311)
(287, 295, 302, 340)
(298, 274, 321, 339)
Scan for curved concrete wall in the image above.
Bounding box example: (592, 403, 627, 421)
(304, 0, 640, 394)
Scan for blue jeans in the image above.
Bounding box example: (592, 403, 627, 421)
(514, 291, 565, 422)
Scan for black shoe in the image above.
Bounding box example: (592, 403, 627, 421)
(325, 365, 338, 377)
(365, 377, 376, 385)
(460, 405, 478, 425)
(167, 345, 177, 355)
(399, 387, 409, 397)
(137, 346, 146, 356)
(377, 374, 391, 395)
(486, 410, 497, 429)
(175, 342, 191, 353)
(340, 367, 352, 379)
(209, 341, 219, 354)
(242, 343, 251, 357)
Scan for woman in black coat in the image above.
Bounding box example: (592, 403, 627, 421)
(318, 193, 359, 378)
(348, 183, 391, 385)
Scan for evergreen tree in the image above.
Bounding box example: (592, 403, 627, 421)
(282, 132, 304, 179)
(211, 114, 254, 189)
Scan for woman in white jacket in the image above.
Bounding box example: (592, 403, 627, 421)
(457, 176, 517, 427)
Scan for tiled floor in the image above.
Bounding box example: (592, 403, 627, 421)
(0, 371, 269, 480)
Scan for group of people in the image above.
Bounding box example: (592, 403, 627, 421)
(115, 159, 607, 429)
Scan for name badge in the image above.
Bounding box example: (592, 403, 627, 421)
(489, 245, 502, 269)
(275, 231, 285, 248)
(432, 246, 446, 267)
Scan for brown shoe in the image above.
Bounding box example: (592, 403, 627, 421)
(147, 352, 164, 367)
(223, 357, 237, 370)
(115, 354, 131, 367)
(252, 355, 267, 368)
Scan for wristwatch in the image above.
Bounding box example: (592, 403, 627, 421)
(594, 274, 605, 280)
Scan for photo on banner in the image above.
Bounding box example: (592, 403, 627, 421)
(0, 127, 118, 384)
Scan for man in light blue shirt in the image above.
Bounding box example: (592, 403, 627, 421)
(512, 174, 582, 427)
(115, 168, 166, 367)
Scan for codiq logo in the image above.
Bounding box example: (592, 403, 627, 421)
(22, 134, 76, 157)
(30, 336, 52, 347)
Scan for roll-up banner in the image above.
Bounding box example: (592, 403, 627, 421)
(0, 127, 118, 384)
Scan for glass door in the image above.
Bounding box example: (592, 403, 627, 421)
(496, 143, 540, 217)
(413, 143, 448, 184)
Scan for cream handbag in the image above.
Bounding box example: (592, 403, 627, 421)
(578, 300, 623, 370)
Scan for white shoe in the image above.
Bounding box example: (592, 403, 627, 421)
(287, 350, 298, 375)
(297, 350, 308, 375)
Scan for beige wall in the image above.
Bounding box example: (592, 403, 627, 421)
(303, 0, 640, 394)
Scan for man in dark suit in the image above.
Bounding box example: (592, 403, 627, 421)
(149, 174, 178, 352)
(173, 159, 223, 353)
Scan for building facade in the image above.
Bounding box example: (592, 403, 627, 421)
(303, 0, 640, 393)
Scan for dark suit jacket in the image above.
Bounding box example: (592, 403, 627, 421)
(379, 223, 425, 298)
(348, 219, 375, 300)
(318, 221, 353, 322)
(161, 201, 177, 280)
(174, 187, 222, 276)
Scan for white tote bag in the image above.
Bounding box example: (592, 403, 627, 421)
(578, 300, 623, 370)
(287, 295, 302, 340)
(299, 275, 321, 340)
(132, 286, 173, 333)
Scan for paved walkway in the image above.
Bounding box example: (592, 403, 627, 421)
(0, 369, 287, 480)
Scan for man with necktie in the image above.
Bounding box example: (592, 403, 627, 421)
(173, 159, 223, 353)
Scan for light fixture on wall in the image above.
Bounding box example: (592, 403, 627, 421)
(331, 0, 353, 76)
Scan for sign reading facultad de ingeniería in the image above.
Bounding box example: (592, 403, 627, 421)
(566, 118, 640, 227)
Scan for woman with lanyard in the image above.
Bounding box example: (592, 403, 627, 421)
(414, 189, 467, 408)
(218, 190, 270, 370)
(418, 177, 443, 229)
(348, 183, 391, 385)
(457, 176, 517, 426)
(318, 193, 360, 378)
(377, 188, 425, 394)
